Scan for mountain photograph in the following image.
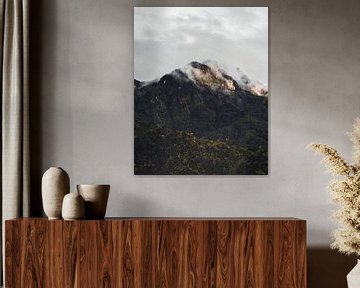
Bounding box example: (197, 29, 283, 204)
(134, 7, 268, 175)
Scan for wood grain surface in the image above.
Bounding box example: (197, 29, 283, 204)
(5, 218, 306, 287)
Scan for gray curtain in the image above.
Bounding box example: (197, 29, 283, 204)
(0, 0, 30, 284)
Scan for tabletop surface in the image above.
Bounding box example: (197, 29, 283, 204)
(6, 217, 306, 222)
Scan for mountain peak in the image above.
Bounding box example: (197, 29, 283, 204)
(176, 60, 268, 97)
(137, 60, 268, 97)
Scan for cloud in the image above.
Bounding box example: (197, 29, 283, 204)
(134, 7, 268, 84)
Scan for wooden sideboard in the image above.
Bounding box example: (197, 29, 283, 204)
(5, 218, 306, 287)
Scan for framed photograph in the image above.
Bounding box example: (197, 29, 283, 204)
(134, 7, 268, 175)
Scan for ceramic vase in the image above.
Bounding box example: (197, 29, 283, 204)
(62, 192, 85, 220)
(42, 167, 70, 219)
(347, 260, 360, 288)
(77, 184, 110, 219)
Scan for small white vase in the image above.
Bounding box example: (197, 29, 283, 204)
(77, 184, 110, 219)
(347, 259, 360, 288)
(62, 192, 85, 220)
(42, 167, 70, 219)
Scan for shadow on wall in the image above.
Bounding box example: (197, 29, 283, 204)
(29, 0, 46, 216)
(308, 248, 357, 288)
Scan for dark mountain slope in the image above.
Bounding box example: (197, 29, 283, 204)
(134, 61, 268, 175)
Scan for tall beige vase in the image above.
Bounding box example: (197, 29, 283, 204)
(42, 167, 70, 219)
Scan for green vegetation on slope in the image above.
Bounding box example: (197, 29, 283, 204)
(135, 120, 267, 175)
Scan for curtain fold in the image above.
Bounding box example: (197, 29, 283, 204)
(0, 0, 30, 284)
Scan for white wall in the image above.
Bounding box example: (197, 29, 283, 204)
(34, 0, 360, 247)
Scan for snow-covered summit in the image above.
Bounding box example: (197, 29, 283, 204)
(175, 60, 268, 97)
(136, 60, 268, 97)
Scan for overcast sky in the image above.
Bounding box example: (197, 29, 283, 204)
(134, 7, 268, 84)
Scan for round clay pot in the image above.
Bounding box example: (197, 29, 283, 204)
(62, 192, 85, 220)
(77, 184, 110, 219)
(42, 167, 70, 219)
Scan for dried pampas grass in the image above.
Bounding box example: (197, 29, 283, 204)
(308, 118, 360, 256)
